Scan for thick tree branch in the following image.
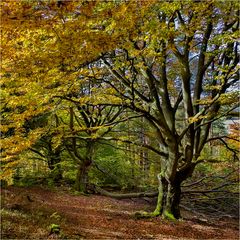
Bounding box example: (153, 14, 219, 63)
(102, 58, 151, 103)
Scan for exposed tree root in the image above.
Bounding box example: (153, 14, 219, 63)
(134, 210, 160, 219)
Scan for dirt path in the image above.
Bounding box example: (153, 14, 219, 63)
(1, 186, 239, 239)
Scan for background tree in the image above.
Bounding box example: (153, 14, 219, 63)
(1, 0, 150, 181)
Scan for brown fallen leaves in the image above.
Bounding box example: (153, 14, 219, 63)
(1, 186, 239, 239)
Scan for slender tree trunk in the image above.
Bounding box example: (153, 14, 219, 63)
(75, 162, 91, 192)
(54, 162, 63, 182)
(75, 141, 94, 192)
(47, 147, 63, 182)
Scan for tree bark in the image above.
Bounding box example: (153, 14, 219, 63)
(47, 147, 63, 182)
(74, 141, 94, 192)
(75, 162, 91, 192)
(152, 174, 181, 219)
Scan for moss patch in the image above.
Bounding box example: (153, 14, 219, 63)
(163, 210, 176, 221)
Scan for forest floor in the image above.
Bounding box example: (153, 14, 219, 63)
(1, 186, 239, 240)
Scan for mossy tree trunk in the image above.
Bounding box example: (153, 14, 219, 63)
(153, 174, 181, 219)
(151, 142, 195, 220)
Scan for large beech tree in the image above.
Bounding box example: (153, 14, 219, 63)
(1, 1, 239, 219)
(98, 2, 239, 219)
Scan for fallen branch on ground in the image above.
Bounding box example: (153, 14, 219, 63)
(90, 185, 158, 199)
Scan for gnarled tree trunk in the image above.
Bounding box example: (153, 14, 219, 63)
(151, 141, 195, 220)
(153, 174, 181, 219)
(152, 153, 196, 219)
